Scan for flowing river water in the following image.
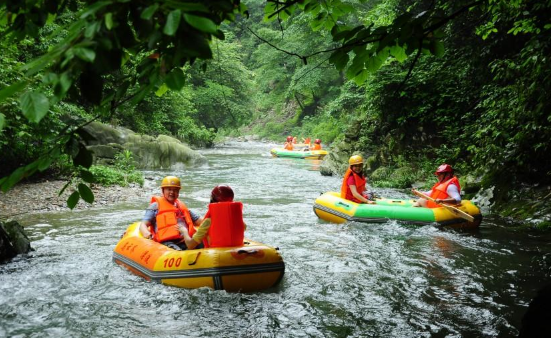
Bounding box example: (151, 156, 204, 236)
(1, 140, 551, 337)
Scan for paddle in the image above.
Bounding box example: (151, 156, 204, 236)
(412, 189, 475, 222)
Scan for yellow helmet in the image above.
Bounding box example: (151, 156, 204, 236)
(161, 176, 181, 188)
(348, 155, 363, 166)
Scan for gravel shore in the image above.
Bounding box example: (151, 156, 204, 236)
(0, 179, 149, 219)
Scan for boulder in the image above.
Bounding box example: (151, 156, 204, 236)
(82, 121, 206, 169)
(0, 220, 33, 263)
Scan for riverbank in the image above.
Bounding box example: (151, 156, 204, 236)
(0, 179, 148, 220)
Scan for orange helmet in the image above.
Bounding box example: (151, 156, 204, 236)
(161, 176, 181, 188)
(211, 185, 234, 202)
(314, 139, 321, 144)
(348, 155, 363, 165)
(435, 164, 453, 175)
(286, 136, 293, 142)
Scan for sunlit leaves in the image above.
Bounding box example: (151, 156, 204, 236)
(19, 91, 50, 123)
(390, 45, 407, 62)
(155, 83, 169, 97)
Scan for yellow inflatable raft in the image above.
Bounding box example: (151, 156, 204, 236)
(113, 222, 285, 292)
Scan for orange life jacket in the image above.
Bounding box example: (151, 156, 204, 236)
(340, 168, 367, 203)
(310, 143, 321, 150)
(427, 176, 461, 208)
(202, 202, 245, 248)
(304, 138, 311, 145)
(151, 196, 193, 242)
(284, 142, 294, 150)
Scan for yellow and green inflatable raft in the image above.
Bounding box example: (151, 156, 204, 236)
(270, 147, 328, 159)
(314, 192, 482, 229)
(113, 222, 285, 292)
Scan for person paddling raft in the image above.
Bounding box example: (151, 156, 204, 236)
(341, 155, 376, 204)
(139, 176, 204, 250)
(412, 163, 461, 207)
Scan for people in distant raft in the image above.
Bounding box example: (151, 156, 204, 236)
(302, 137, 311, 146)
(292, 136, 297, 144)
(412, 163, 461, 208)
(139, 176, 204, 250)
(283, 136, 294, 150)
(341, 155, 376, 204)
(309, 138, 322, 150)
(181, 185, 246, 249)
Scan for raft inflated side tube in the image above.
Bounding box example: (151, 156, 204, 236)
(113, 222, 285, 292)
(313, 192, 482, 229)
(270, 147, 328, 159)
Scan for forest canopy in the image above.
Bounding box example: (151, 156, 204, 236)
(1, 0, 550, 207)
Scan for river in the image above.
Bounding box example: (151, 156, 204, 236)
(1, 140, 551, 337)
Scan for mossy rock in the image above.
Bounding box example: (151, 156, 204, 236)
(370, 166, 393, 182)
(0, 220, 33, 262)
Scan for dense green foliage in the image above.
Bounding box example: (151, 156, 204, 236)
(1, 0, 550, 211)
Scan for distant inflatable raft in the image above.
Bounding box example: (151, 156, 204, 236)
(270, 147, 328, 159)
(113, 222, 285, 292)
(314, 192, 482, 229)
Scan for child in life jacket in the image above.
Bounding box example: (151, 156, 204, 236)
(182, 185, 246, 249)
(341, 155, 376, 204)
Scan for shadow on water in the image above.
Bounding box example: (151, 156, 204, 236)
(1, 140, 550, 337)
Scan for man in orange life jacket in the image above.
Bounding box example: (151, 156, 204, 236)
(139, 176, 204, 250)
(412, 164, 462, 208)
(181, 185, 246, 249)
(341, 155, 376, 204)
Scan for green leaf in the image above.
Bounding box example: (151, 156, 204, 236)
(73, 145, 94, 168)
(67, 191, 80, 209)
(329, 51, 349, 71)
(78, 183, 94, 203)
(0, 167, 25, 192)
(80, 169, 95, 183)
(183, 14, 217, 33)
(37, 157, 53, 171)
(0, 81, 29, 102)
(366, 55, 383, 72)
(105, 12, 114, 30)
(74, 47, 96, 62)
(164, 9, 182, 36)
(165, 68, 185, 90)
(430, 40, 445, 57)
(141, 4, 159, 20)
(19, 91, 50, 123)
(155, 83, 169, 97)
(58, 181, 71, 197)
(353, 69, 369, 85)
(80, 1, 111, 19)
(390, 45, 407, 62)
(85, 21, 101, 38)
(0, 113, 4, 132)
